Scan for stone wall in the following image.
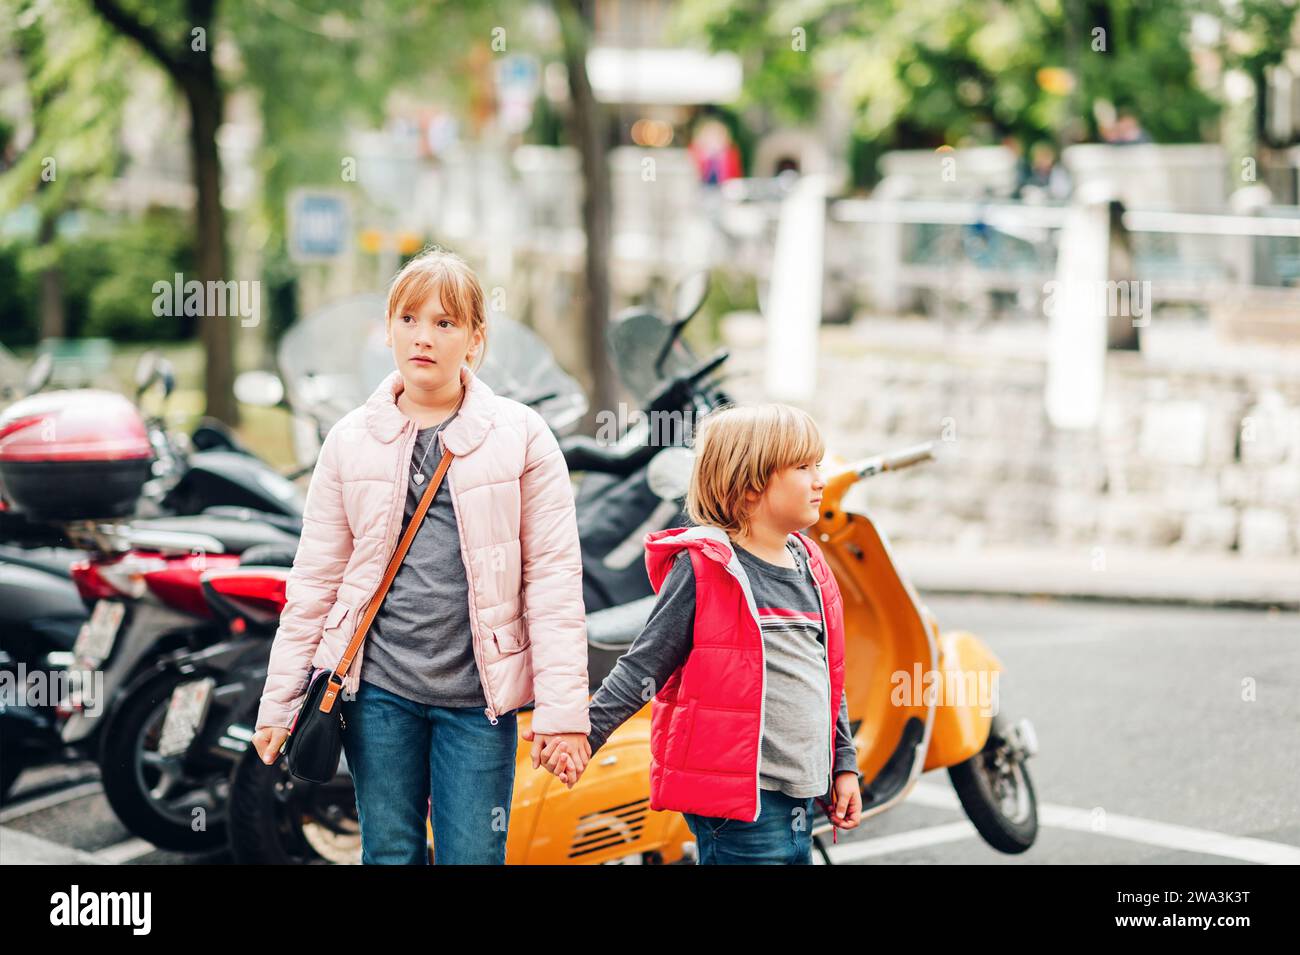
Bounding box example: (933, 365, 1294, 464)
(718, 312, 1300, 558)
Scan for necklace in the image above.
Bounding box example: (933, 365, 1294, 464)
(410, 387, 465, 485)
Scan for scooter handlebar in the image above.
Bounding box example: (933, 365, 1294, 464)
(854, 441, 935, 478)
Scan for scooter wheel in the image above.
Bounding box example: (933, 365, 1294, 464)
(97, 670, 230, 852)
(948, 714, 1038, 854)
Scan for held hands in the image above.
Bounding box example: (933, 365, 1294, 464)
(828, 771, 863, 829)
(520, 727, 591, 789)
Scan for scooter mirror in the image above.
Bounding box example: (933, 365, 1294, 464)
(647, 446, 695, 503)
(234, 370, 286, 408)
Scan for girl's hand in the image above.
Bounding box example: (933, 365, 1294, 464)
(521, 727, 590, 788)
(830, 771, 862, 829)
(540, 733, 591, 788)
(252, 725, 290, 765)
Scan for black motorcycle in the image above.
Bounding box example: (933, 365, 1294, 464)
(0, 352, 312, 806)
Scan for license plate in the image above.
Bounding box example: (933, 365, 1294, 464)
(157, 677, 216, 758)
(72, 600, 126, 668)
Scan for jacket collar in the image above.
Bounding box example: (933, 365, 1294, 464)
(362, 362, 496, 454)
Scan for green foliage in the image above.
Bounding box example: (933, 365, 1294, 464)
(0, 209, 195, 346)
(673, 0, 1297, 164)
(0, 0, 129, 217)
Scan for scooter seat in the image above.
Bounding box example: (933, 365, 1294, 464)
(586, 594, 656, 650)
(586, 594, 657, 692)
(126, 514, 299, 555)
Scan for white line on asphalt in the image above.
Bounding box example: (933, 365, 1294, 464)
(906, 780, 1300, 864)
(824, 821, 981, 863)
(0, 781, 104, 823)
(91, 837, 158, 865)
(0, 825, 104, 865)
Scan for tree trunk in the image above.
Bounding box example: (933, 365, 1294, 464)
(558, 0, 616, 434)
(184, 71, 238, 425)
(37, 208, 65, 340)
(88, 0, 237, 425)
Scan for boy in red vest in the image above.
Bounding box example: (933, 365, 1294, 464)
(551, 403, 862, 863)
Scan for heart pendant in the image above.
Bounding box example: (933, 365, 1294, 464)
(412, 472, 425, 485)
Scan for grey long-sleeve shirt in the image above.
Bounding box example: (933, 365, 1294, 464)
(587, 537, 860, 800)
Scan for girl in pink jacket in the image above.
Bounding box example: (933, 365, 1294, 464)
(251, 247, 591, 864)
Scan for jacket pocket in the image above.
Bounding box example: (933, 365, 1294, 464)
(491, 614, 530, 655)
(322, 600, 353, 638)
(672, 697, 697, 770)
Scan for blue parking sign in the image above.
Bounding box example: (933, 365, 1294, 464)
(289, 190, 350, 262)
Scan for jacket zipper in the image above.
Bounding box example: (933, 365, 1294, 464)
(717, 548, 765, 823)
(803, 540, 834, 794)
(804, 538, 839, 844)
(343, 421, 419, 698)
(440, 441, 499, 724)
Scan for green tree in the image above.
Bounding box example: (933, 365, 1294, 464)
(673, 0, 1296, 169)
(0, 0, 128, 340)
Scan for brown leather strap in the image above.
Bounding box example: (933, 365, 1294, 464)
(317, 446, 454, 714)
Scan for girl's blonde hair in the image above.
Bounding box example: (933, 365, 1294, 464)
(686, 403, 826, 536)
(385, 245, 488, 371)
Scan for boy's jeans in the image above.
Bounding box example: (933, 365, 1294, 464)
(340, 678, 517, 864)
(683, 788, 815, 864)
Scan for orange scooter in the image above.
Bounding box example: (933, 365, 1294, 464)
(430, 439, 1040, 863)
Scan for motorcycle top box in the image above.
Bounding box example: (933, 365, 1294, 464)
(0, 389, 154, 522)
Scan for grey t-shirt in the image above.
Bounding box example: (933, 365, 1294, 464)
(587, 534, 858, 801)
(358, 414, 487, 707)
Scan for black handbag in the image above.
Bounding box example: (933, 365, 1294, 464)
(280, 445, 454, 784)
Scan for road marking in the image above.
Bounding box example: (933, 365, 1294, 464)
(906, 780, 1300, 864)
(0, 825, 103, 865)
(822, 821, 980, 863)
(91, 837, 158, 865)
(0, 781, 104, 823)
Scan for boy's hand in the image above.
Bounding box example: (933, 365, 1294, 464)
(541, 733, 591, 789)
(830, 771, 862, 829)
(521, 727, 591, 789)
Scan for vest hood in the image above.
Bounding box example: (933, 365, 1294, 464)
(643, 525, 737, 593)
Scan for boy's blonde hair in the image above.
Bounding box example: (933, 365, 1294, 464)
(686, 403, 826, 536)
(385, 245, 488, 370)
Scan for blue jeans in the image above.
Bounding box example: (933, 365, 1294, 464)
(339, 678, 517, 865)
(683, 788, 815, 864)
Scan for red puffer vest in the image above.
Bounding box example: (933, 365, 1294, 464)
(642, 524, 846, 822)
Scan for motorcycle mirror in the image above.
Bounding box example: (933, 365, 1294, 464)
(234, 370, 286, 408)
(133, 350, 159, 395)
(672, 270, 711, 323)
(654, 271, 711, 378)
(647, 447, 695, 503)
(155, 357, 176, 399)
(24, 352, 54, 396)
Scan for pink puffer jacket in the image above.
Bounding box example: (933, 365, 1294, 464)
(256, 362, 590, 735)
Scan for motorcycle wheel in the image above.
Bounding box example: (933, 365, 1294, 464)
(229, 748, 361, 865)
(948, 713, 1038, 854)
(98, 670, 230, 852)
(0, 730, 22, 804)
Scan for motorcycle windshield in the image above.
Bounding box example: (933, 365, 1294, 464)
(276, 293, 588, 435)
(606, 309, 697, 407)
(0, 344, 27, 404)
